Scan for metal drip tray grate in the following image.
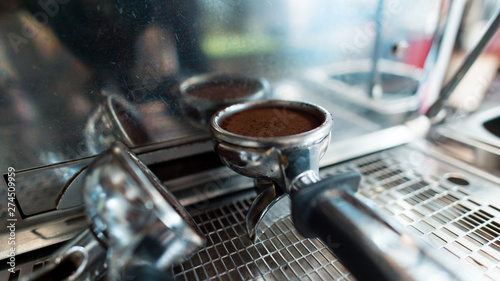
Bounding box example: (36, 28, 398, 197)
(171, 195, 354, 281)
(3, 145, 500, 281)
(171, 145, 500, 280)
(330, 146, 500, 280)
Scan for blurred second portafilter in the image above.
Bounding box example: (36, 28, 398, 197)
(179, 73, 270, 128)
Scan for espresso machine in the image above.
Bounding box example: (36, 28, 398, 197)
(2, 0, 500, 280)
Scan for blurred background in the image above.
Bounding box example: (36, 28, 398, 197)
(0, 0, 456, 172)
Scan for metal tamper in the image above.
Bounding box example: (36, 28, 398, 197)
(209, 99, 465, 281)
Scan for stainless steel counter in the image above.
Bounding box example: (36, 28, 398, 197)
(3, 139, 500, 280)
(168, 143, 500, 280)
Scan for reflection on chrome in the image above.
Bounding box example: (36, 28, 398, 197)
(1, 1, 500, 280)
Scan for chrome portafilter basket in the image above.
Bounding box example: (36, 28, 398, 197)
(179, 73, 270, 128)
(24, 142, 205, 281)
(209, 100, 465, 281)
(210, 99, 333, 239)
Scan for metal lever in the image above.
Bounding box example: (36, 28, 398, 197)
(368, 0, 385, 99)
(426, 6, 500, 123)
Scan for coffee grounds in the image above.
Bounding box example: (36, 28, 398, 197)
(186, 80, 259, 100)
(220, 107, 322, 137)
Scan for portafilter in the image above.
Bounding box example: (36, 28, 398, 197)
(84, 142, 205, 280)
(24, 142, 205, 281)
(209, 99, 464, 281)
(178, 73, 270, 128)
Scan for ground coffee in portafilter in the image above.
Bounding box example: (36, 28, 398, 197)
(186, 80, 260, 100)
(220, 107, 323, 137)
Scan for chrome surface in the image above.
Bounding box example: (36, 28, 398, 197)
(210, 99, 333, 191)
(0, 0, 442, 173)
(208, 98, 394, 224)
(0, 213, 87, 258)
(3, 142, 500, 280)
(169, 193, 354, 281)
(252, 195, 291, 242)
(290, 170, 322, 193)
(209, 99, 332, 242)
(209, 100, 462, 280)
(85, 91, 151, 155)
(82, 142, 205, 279)
(431, 104, 500, 176)
(56, 166, 88, 210)
(0, 137, 214, 258)
(20, 142, 206, 281)
(348, 145, 500, 280)
(449, 105, 500, 148)
(368, 0, 385, 99)
(179, 74, 270, 128)
(0, 79, 388, 257)
(245, 179, 277, 241)
(2, 1, 500, 280)
(12, 158, 91, 217)
(433, 126, 500, 176)
(209, 99, 332, 240)
(22, 229, 106, 281)
(426, 6, 500, 122)
(419, 0, 467, 113)
(320, 124, 416, 167)
(170, 143, 500, 281)
(165, 166, 254, 208)
(306, 59, 421, 121)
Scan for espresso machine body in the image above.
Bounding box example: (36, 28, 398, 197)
(2, 0, 500, 280)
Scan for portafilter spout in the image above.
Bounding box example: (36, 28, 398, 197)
(209, 100, 465, 281)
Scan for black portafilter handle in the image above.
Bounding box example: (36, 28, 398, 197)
(291, 171, 463, 281)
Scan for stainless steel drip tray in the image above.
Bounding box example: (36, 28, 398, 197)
(445, 105, 500, 149)
(432, 105, 500, 174)
(172, 192, 353, 281)
(3, 143, 500, 280)
(304, 59, 421, 116)
(168, 144, 500, 281)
